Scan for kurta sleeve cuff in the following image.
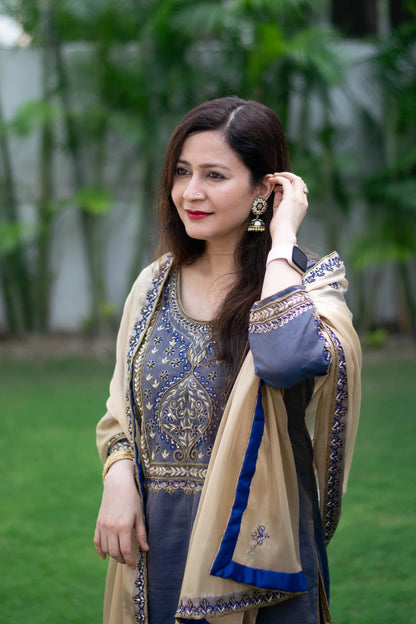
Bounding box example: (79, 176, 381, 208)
(107, 433, 132, 458)
(249, 286, 331, 388)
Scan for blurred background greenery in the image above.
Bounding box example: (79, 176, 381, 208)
(0, 2, 415, 622)
(0, 0, 415, 342)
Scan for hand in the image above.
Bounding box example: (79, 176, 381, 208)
(94, 459, 149, 570)
(265, 171, 309, 245)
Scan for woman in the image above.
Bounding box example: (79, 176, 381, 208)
(94, 96, 361, 624)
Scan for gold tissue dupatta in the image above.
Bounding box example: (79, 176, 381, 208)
(176, 354, 305, 624)
(175, 253, 361, 624)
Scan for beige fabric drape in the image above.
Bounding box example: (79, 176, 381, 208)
(175, 253, 361, 623)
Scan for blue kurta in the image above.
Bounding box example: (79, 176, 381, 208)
(132, 271, 330, 624)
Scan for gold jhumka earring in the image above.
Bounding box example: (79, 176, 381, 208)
(248, 196, 268, 232)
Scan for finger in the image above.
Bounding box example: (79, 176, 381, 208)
(107, 532, 126, 565)
(272, 174, 293, 188)
(274, 171, 300, 179)
(271, 183, 283, 209)
(93, 527, 107, 561)
(271, 175, 298, 196)
(119, 530, 137, 570)
(136, 518, 150, 552)
(274, 184, 283, 195)
(277, 174, 308, 200)
(271, 171, 297, 182)
(287, 174, 309, 196)
(293, 175, 308, 194)
(272, 172, 306, 188)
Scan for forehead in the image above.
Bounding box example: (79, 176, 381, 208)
(179, 130, 245, 170)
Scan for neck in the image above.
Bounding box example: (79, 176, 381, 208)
(179, 244, 238, 321)
(197, 241, 237, 277)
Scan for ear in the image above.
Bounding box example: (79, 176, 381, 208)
(254, 174, 275, 200)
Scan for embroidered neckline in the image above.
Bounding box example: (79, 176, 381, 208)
(169, 269, 214, 329)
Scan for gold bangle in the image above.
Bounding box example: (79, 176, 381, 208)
(102, 449, 134, 482)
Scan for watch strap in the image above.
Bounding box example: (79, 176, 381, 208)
(266, 245, 307, 273)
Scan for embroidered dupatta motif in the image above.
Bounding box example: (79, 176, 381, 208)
(96, 252, 361, 624)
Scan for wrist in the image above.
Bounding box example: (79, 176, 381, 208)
(266, 244, 308, 274)
(270, 232, 297, 247)
(102, 448, 134, 482)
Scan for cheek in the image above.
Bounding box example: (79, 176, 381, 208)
(170, 184, 181, 210)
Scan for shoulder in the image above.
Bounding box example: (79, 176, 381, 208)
(118, 253, 173, 325)
(117, 254, 174, 359)
(130, 253, 174, 295)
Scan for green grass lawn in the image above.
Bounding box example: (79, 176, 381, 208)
(328, 351, 416, 624)
(0, 348, 415, 623)
(0, 355, 113, 624)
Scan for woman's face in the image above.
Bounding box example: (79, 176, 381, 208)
(171, 130, 259, 251)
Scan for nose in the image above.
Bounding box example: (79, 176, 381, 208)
(182, 175, 204, 201)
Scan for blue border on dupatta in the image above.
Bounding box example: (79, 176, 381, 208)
(210, 381, 308, 593)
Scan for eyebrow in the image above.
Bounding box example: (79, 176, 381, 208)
(177, 158, 231, 171)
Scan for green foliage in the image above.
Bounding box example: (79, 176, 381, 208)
(350, 172, 416, 270)
(171, 0, 344, 112)
(7, 99, 61, 136)
(0, 221, 37, 254)
(353, 173, 416, 267)
(70, 186, 113, 215)
(1, 0, 353, 336)
(348, 16, 416, 331)
(369, 177, 416, 213)
(363, 327, 388, 349)
(1, 0, 415, 335)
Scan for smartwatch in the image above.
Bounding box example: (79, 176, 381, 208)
(266, 244, 308, 274)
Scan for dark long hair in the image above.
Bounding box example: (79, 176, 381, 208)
(156, 96, 290, 374)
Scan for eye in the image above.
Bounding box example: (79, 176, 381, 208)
(176, 166, 190, 176)
(208, 171, 225, 180)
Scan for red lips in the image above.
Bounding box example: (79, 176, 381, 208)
(186, 210, 213, 220)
